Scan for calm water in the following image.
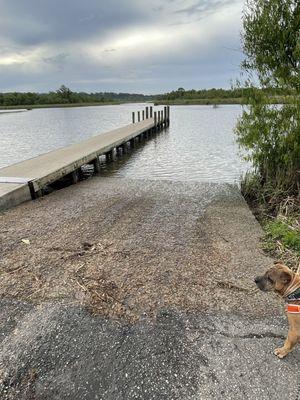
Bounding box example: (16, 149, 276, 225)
(0, 104, 248, 183)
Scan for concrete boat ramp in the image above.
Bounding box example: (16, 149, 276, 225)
(1, 177, 300, 399)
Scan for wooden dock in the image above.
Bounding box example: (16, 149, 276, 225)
(0, 106, 170, 211)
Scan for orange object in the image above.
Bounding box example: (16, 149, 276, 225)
(286, 304, 300, 313)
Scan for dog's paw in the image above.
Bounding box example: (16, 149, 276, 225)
(274, 347, 288, 358)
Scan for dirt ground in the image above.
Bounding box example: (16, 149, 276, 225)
(0, 177, 280, 322)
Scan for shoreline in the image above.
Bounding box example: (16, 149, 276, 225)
(0, 101, 128, 110)
(0, 97, 290, 110)
(155, 96, 291, 106)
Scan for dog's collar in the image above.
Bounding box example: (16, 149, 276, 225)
(284, 287, 300, 302)
(286, 303, 300, 313)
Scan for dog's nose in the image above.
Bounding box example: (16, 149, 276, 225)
(254, 277, 260, 284)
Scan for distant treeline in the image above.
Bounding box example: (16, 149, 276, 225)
(0, 85, 155, 107)
(0, 85, 293, 108)
(157, 87, 293, 101)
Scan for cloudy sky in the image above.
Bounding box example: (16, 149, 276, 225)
(0, 0, 244, 93)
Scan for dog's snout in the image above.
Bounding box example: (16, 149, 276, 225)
(254, 276, 260, 284)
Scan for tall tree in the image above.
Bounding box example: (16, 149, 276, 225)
(236, 0, 300, 204)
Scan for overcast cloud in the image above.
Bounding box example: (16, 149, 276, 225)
(0, 0, 244, 93)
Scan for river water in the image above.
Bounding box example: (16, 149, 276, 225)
(0, 103, 248, 183)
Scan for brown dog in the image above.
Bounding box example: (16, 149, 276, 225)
(255, 261, 300, 358)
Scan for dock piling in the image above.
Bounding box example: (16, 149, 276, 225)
(92, 157, 101, 173)
(142, 110, 145, 120)
(150, 106, 153, 118)
(132, 112, 135, 124)
(130, 138, 135, 149)
(164, 107, 167, 126)
(105, 150, 114, 162)
(138, 111, 140, 122)
(146, 107, 149, 120)
(70, 170, 79, 184)
(121, 143, 127, 154)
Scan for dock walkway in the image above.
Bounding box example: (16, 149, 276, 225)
(0, 106, 169, 211)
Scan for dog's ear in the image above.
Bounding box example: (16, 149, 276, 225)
(274, 260, 284, 266)
(280, 271, 292, 285)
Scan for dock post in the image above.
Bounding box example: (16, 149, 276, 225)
(164, 106, 167, 126)
(150, 106, 153, 118)
(142, 110, 145, 120)
(132, 112, 135, 124)
(93, 157, 101, 173)
(116, 146, 122, 156)
(158, 111, 161, 130)
(130, 138, 135, 149)
(70, 170, 79, 184)
(121, 143, 127, 154)
(106, 150, 114, 162)
(154, 111, 157, 132)
(138, 111, 140, 122)
(167, 106, 170, 126)
(145, 107, 149, 119)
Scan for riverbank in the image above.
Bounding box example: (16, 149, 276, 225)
(0, 96, 291, 109)
(155, 98, 243, 105)
(0, 101, 124, 110)
(240, 169, 300, 270)
(155, 95, 291, 106)
(241, 181, 300, 269)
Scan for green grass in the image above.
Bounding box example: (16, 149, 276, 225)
(264, 219, 300, 254)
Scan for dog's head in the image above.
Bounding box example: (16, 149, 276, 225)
(254, 261, 294, 295)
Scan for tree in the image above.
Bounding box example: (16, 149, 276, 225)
(56, 85, 73, 103)
(242, 0, 299, 89)
(236, 0, 300, 206)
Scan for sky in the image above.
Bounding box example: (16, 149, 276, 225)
(0, 0, 245, 94)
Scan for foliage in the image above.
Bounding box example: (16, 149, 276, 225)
(236, 0, 300, 208)
(262, 214, 300, 268)
(159, 86, 284, 101)
(0, 85, 156, 107)
(242, 0, 300, 89)
(264, 219, 300, 253)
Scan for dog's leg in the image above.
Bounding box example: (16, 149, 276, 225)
(274, 329, 300, 358)
(274, 314, 300, 358)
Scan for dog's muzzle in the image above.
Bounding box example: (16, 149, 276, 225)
(254, 276, 267, 291)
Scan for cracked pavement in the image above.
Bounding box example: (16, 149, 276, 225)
(0, 178, 299, 399)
